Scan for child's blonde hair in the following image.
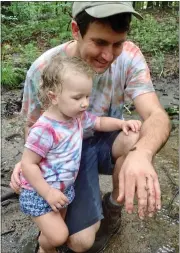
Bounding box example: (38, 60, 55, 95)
(39, 54, 95, 108)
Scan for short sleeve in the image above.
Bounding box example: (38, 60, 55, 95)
(123, 42, 155, 100)
(25, 124, 54, 158)
(81, 111, 97, 130)
(21, 69, 43, 124)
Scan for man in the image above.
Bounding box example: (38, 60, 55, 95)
(10, 2, 171, 253)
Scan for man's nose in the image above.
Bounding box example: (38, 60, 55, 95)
(101, 46, 114, 62)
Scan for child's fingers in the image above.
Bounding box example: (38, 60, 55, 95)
(135, 121, 142, 131)
(51, 204, 59, 213)
(122, 126, 129, 135)
(134, 122, 140, 132)
(60, 193, 69, 203)
(55, 203, 62, 209)
(59, 199, 67, 206)
(127, 123, 135, 132)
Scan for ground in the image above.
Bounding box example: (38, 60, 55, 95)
(1, 77, 179, 253)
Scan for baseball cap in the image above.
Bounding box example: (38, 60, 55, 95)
(72, 1, 143, 20)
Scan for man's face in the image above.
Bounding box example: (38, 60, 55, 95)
(74, 21, 127, 73)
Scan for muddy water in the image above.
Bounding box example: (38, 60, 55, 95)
(1, 78, 179, 253)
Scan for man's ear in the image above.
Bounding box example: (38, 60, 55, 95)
(71, 20, 80, 40)
(47, 91, 58, 105)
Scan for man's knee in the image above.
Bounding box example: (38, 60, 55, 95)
(67, 221, 100, 252)
(112, 130, 140, 159)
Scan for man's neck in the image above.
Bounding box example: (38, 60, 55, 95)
(66, 40, 80, 58)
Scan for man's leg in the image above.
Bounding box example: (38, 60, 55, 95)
(67, 221, 100, 252)
(86, 130, 140, 253)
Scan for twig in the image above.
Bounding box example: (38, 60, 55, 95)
(167, 188, 179, 215)
(162, 166, 178, 187)
(124, 105, 132, 115)
(159, 69, 163, 78)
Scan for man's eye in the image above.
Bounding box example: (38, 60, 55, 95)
(114, 43, 123, 48)
(73, 97, 81, 100)
(95, 40, 106, 46)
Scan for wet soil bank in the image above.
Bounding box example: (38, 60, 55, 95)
(1, 77, 179, 253)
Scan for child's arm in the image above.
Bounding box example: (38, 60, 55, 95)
(94, 117, 142, 135)
(21, 148, 68, 211)
(21, 148, 51, 199)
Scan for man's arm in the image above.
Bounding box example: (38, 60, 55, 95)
(134, 92, 171, 155)
(117, 92, 171, 218)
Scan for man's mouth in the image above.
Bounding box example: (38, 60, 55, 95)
(95, 59, 109, 67)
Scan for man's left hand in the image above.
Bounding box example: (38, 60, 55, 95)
(117, 149, 161, 219)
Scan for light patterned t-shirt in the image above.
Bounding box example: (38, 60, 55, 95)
(20, 111, 97, 191)
(21, 40, 154, 138)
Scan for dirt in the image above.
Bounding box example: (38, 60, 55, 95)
(1, 77, 179, 253)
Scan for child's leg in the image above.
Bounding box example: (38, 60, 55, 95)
(33, 210, 68, 253)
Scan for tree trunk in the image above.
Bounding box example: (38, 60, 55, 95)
(147, 1, 154, 9)
(162, 1, 169, 9)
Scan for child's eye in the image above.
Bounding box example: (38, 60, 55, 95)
(73, 97, 81, 100)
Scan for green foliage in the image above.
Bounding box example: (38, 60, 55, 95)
(2, 62, 25, 89)
(49, 38, 61, 47)
(150, 51, 165, 76)
(165, 106, 179, 116)
(18, 43, 41, 68)
(129, 14, 178, 54)
(1, 2, 179, 89)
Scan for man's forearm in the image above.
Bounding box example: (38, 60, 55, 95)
(135, 109, 171, 157)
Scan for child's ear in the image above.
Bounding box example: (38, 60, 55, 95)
(47, 91, 58, 105)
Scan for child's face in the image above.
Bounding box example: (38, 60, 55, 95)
(56, 71, 92, 118)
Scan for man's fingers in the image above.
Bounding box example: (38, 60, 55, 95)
(154, 174, 161, 210)
(125, 175, 135, 214)
(137, 178, 148, 219)
(9, 182, 20, 194)
(117, 170, 125, 203)
(13, 163, 21, 184)
(146, 176, 156, 216)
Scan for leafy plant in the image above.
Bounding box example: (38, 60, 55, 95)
(129, 14, 178, 54)
(2, 62, 25, 89)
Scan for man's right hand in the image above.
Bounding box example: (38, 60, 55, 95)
(9, 161, 22, 194)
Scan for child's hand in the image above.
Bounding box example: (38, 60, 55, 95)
(122, 120, 142, 135)
(45, 187, 69, 212)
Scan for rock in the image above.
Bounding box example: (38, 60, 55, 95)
(18, 224, 39, 253)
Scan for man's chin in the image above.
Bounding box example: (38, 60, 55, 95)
(93, 66, 109, 74)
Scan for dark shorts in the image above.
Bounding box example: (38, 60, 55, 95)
(65, 131, 119, 235)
